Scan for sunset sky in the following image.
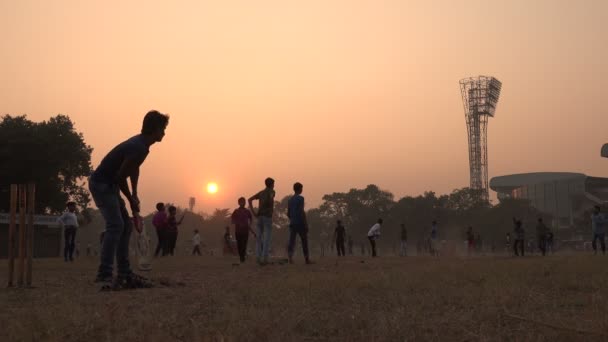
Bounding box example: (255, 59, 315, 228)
(1, 0, 607, 214)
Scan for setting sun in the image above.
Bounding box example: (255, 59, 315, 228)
(207, 182, 218, 194)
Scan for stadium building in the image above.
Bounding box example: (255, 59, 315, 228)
(490, 172, 608, 229)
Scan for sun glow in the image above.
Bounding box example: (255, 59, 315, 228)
(207, 182, 218, 194)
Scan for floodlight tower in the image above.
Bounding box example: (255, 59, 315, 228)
(460, 76, 502, 201)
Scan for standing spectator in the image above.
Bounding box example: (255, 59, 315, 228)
(400, 224, 408, 257)
(333, 220, 346, 257)
(591, 206, 607, 255)
(192, 229, 202, 256)
(367, 219, 383, 257)
(231, 197, 256, 263)
(466, 226, 475, 256)
(57, 201, 79, 262)
(248, 178, 276, 265)
(287, 182, 312, 264)
(152, 202, 168, 257)
(166, 206, 184, 256)
(536, 218, 548, 256)
(513, 218, 525, 257)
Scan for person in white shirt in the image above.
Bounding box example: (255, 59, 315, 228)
(367, 218, 383, 257)
(192, 229, 202, 256)
(57, 202, 79, 262)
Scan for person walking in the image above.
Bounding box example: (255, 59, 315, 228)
(287, 182, 312, 264)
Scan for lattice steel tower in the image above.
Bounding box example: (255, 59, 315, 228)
(460, 76, 502, 201)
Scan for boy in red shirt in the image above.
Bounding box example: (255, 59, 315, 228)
(231, 197, 256, 263)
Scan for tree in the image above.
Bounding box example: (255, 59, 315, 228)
(319, 184, 394, 239)
(0, 114, 93, 214)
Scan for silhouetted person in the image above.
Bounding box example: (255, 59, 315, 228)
(466, 226, 475, 256)
(249, 177, 276, 265)
(287, 182, 312, 264)
(152, 202, 168, 257)
(166, 206, 184, 256)
(89, 110, 168, 289)
(591, 206, 607, 255)
(58, 201, 79, 262)
(546, 230, 554, 254)
(231, 197, 255, 263)
(505, 232, 512, 254)
(536, 218, 548, 256)
(223, 226, 235, 255)
(367, 218, 382, 257)
(430, 221, 439, 256)
(192, 229, 201, 256)
(400, 224, 408, 256)
(513, 218, 525, 257)
(333, 220, 346, 256)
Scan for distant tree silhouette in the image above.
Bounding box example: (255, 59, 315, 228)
(0, 114, 93, 213)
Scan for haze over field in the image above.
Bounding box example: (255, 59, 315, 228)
(1, 0, 607, 213)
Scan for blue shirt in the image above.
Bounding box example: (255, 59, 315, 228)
(91, 135, 149, 184)
(288, 194, 305, 225)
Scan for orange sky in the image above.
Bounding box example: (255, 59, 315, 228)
(1, 0, 607, 214)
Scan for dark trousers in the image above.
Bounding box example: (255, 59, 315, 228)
(89, 180, 132, 278)
(287, 224, 309, 259)
(192, 245, 201, 256)
(64, 226, 77, 261)
(537, 236, 547, 256)
(514, 239, 524, 256)
(368, 237, 377, 257)
(592, 234, 606, 254)
(236, 233, 249, 262)
(336, 239, 345, 256)
(167, 232, 178, 255)
(154, 229, 167, 257)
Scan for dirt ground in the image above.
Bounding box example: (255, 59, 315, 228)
(1, 254, 608, 341)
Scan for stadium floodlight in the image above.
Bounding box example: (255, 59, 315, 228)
(460, 76, 502, 201)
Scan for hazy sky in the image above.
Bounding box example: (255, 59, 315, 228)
(1, 0, 607, 214)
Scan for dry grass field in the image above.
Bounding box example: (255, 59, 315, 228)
(2, 254, 608, 341)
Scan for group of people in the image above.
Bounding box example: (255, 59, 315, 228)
(152, 203, 185, 257)
(84, 110, 608, 291)
(508, 217, 555, 257)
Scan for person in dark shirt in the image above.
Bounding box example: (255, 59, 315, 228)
(89, 110, 168, 290)
(152, 202, 168, 257)
(333, 220, 346, 256)
(536, 218, 548, 256)
(513, 218, 525, 257)
(248, 177, 275, 265)
(466, 226, 475, 256)
(166, 206, 184, 256)
(400, 223, 408, 257)
(231, 197, 255, 263)
(287, 182, 312, 264)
